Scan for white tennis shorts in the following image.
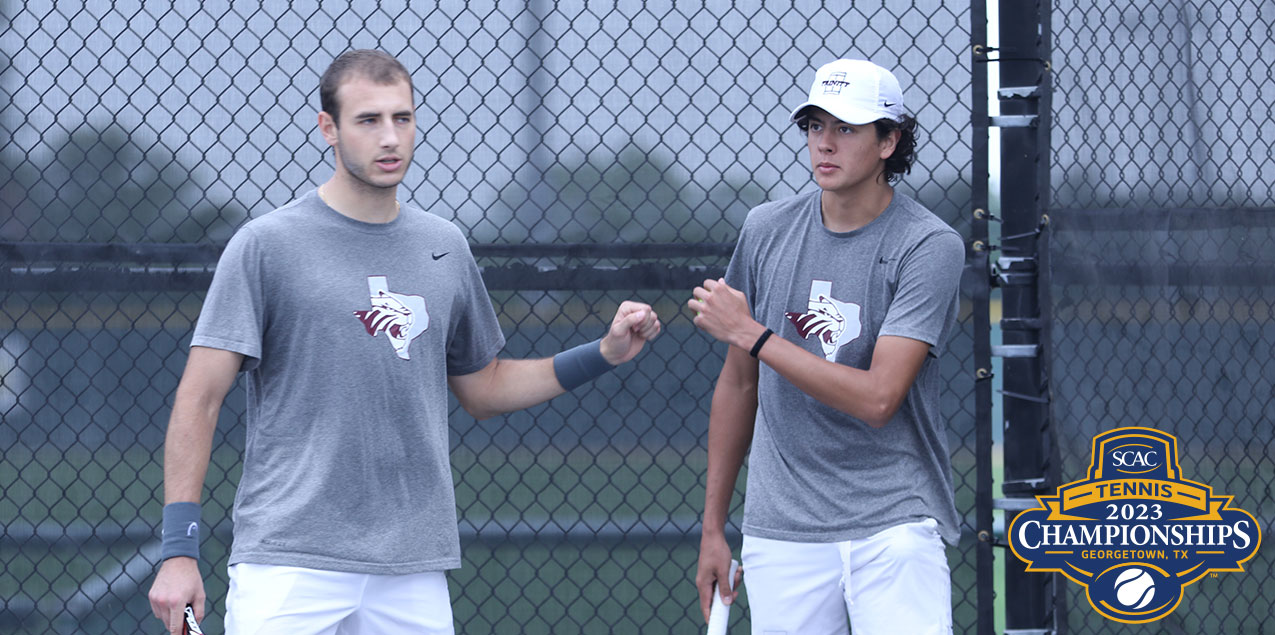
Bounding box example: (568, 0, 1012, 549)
(225, 563, 454, 634)
(741, 518, 953, 635)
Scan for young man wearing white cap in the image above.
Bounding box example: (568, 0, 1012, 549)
(690, 59, 964, 634)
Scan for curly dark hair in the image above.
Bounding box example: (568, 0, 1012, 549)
(319, 50, 413, 125)
(873, 114, 918, 184)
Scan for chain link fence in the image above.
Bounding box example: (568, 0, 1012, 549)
(1, 1, 979, 633)
(1048, 0, 1274, 632)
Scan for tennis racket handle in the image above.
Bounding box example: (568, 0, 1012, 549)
(706, 559, 740, 635)
(184, 604, 205, 635)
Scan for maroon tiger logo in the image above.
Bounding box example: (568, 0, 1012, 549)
(353, 276, 428, 360)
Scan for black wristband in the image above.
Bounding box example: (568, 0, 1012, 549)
(749, 328, 774, 358)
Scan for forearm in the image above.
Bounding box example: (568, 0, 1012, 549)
(754, 336, 894, 426)
(718, 323, 924, 427)
(691, 281, 875, 422)
(162, 389, 221, 503)
(701, 350, 758, 535)
(454, 301, 661, 420)
(692, 279, 928, 428)
(152, 350, 236, 628)
(453, 357, 566, 420)
(162, 346, 241, 504)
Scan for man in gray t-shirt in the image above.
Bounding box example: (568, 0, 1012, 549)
(147, 50, 662, 635)
(691, 60, 964, 634)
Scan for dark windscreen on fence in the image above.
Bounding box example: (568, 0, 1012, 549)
(1048, 2, 1274, 632)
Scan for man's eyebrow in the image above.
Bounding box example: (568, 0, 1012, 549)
(353, 109, 414, 118)
(809, 113, 849, 126)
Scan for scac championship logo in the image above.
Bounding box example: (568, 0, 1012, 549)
(1008, 427, 1260, 623)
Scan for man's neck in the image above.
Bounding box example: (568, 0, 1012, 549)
(819, 181, 894, 233)
(319, 174, 400, 224)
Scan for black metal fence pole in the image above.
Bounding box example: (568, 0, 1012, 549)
(995, 0, 1059, 632)
(970, 0, 995, 633)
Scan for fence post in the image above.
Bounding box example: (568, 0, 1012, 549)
(994, 0, 1064, 633)
(970, 0, 995, 633)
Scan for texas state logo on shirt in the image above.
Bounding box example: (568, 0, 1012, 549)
(785, 280, 862, 361)
(352, 275, 429, 360)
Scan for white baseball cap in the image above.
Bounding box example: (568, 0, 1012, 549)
(789, 59, 906, 125)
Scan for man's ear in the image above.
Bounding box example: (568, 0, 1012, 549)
(878, 128, 901, 160)
(318, 111, 339, 148)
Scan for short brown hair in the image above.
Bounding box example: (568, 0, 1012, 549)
(319, 50, 412, 124)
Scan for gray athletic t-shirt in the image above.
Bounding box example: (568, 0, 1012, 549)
(726, 190, 964, 545)
(191, 190, 505, 574)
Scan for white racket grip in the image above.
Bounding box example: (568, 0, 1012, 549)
(706, 559, 740, 635)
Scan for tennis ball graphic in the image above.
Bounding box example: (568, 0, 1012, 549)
(1113, 567, 1155, 610)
